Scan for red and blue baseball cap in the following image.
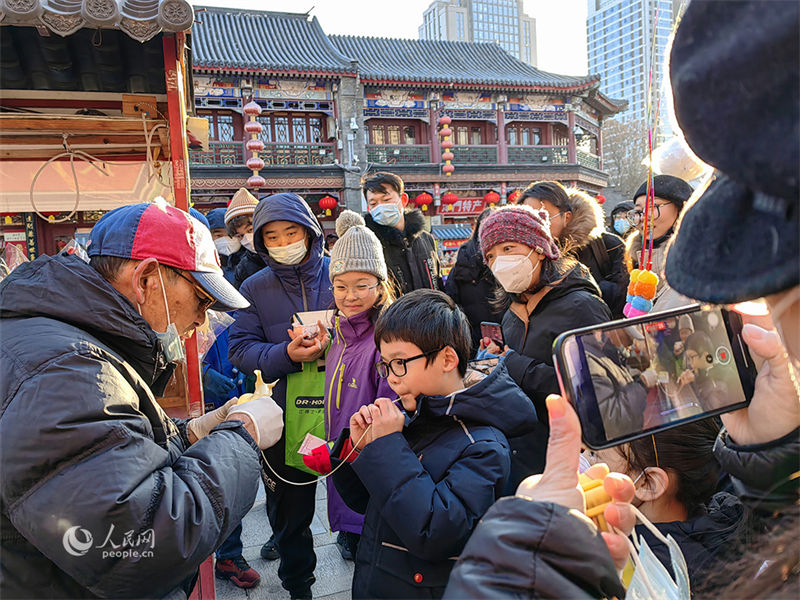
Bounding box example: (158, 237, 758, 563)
(87, 200, 249, 312)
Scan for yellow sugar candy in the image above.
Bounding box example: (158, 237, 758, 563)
(579, 472, 612, 532)
(638, 270, 658, 285)
(236, 370, 278, 405)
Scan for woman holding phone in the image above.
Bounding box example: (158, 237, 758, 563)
(479, 205, 611, 487)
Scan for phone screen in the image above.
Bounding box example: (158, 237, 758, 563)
(480, 322, 504, 347)
(556, 306, 756, 448)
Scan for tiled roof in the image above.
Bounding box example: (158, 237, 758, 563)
(0, 0, 193, 42)
(192, 7, 356, 74)
(331, 35, 598, 89)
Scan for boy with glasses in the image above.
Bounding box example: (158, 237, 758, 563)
(321, 290, 537, 599)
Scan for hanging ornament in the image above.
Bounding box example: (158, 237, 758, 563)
(243, 100, 264, 191)
(484, 191, 500, 208)
(318, 195, 338, 217)
(508, 189, 521, 204)
(439, 115, 454, 176)
(415, 192, 433, 212)
(441, 192, 458, 212)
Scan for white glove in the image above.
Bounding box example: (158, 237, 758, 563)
(188, 397, 238, 441)
(228, 396, 284, 449)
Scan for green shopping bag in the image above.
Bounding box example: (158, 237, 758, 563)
(284, 358, 326, 474)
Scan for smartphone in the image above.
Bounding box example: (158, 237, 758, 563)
(553, 304, 757, 449)
(480, 321, 504, 347)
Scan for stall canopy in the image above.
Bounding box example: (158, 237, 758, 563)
(432, 225, 474, 241)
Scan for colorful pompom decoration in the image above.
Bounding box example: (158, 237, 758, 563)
(623, 269, 659, 318)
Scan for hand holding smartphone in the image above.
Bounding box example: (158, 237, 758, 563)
(553, 305, 757, 449)
(480, 321, 504, 347)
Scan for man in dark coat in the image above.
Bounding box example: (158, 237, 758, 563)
(0, 202, 279, 599)
(362, 172, 442, 294)
(228, 193, 333, 600)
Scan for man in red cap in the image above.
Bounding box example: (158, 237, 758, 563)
(0, 200, 282, 598)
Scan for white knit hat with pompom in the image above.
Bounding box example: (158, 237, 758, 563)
(329, 210, 387, 281)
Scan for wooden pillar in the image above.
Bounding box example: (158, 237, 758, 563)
(429, 104, 440, 163)
(163, 33, 204, 420)
(567, 109, 577, 164)
(597, 126, 603, 170)
(496, 107, 508, 164)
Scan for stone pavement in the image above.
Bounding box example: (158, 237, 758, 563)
(215, 482, 354, 600)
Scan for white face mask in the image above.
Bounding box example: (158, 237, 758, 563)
(214, 236, 241, 256)
(491, 249, 540, 294)
(627, 526, 690, 600)
(267, 238, 308, 265)
(241, 232, 255, 252)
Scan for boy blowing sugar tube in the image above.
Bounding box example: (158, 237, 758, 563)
(306, 289, 537, 599)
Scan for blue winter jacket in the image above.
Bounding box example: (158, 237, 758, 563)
(330, 359, 538, 599)
(228, 193, 333, 412)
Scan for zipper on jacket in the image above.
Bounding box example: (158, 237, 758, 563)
(327, 316, 347, 429)
(299, 273, 309, 312)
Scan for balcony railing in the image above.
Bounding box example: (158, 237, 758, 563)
(452, 145, 498, 164)
(261, 143, 336, 166)
(508, 145, 570, 165)
(189, 141, 336, 167)
(577, 149, 601, 170)
(189, 141, 244, 166)
(367, 144, 429, 165)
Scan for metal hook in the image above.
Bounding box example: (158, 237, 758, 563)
(61, 133, 71, 152)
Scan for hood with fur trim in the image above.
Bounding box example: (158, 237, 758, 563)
(562, 190, 607, 249)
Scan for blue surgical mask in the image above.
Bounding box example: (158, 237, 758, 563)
(370, 203, 402, 227)
(614, 218, 631, 235)
(136, 267, 187, 364)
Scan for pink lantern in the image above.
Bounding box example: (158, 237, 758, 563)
(442, 164, 455, 175)
(438, 115, 452, 125)
(247, 157, 265, 171)
(246, 139, 265, 152)
(244, 121, 263, 134)
(247, 175, 266, 189)
(243, 101, 262, 116)
(442, 151, 454, 161)
(440, 139, 454, 150)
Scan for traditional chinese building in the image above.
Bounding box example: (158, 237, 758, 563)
(189, 6, 625, 242)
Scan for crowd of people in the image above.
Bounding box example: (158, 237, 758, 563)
(0, 1, 798, 599)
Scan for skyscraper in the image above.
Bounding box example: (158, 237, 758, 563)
(587, 0, 674, 127)
(419, 0, 537, 66)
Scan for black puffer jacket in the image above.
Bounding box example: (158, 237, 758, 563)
(233, 248, 266, 290)
(0, 255, 261, 599)
(502, 265, 612, 487)
(638, 492, 744, 589)
(444, 237, 504, 356)
(562, 190, 628, 317)
(444, 497, 625, 599)
(364, 209, 442, 294)
(331, 361, 537, 599)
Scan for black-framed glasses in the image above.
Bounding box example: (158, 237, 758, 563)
(376, 347, 444, 378)
(626, 203, 670, 226)
(167, 267, 215, 312)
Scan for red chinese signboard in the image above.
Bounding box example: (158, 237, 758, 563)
(441, 239, 463, 249)
(436, 198, 485, 215)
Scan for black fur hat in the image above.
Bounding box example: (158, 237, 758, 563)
(665, 0, 799, 304)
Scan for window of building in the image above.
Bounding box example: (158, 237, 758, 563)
(507, 123, 541, 146)
(199, 112, 238, 141)
(251, 113, 326, 144)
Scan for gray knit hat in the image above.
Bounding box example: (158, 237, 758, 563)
(329, 210, 388, 281)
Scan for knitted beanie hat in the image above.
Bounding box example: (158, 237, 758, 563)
(633, 175, 694, 208)
(479, 205, 560, 260)
(225, 188, 259, 224)
(329, 210, 388, 281)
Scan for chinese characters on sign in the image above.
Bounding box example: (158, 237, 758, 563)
(436, 198, 485, 215)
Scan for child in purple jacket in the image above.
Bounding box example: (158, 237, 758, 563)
(324, 210, 395, 560)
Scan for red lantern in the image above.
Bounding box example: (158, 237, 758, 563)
(441, 192, 458, 212)
(319, 195, 338, 217)
(438, 115, 452, 126)
(595, 194, 606, 205)
(508, 190, 522, 204)
(415, 192, 433, 212)
(484, 191, 500, 207)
